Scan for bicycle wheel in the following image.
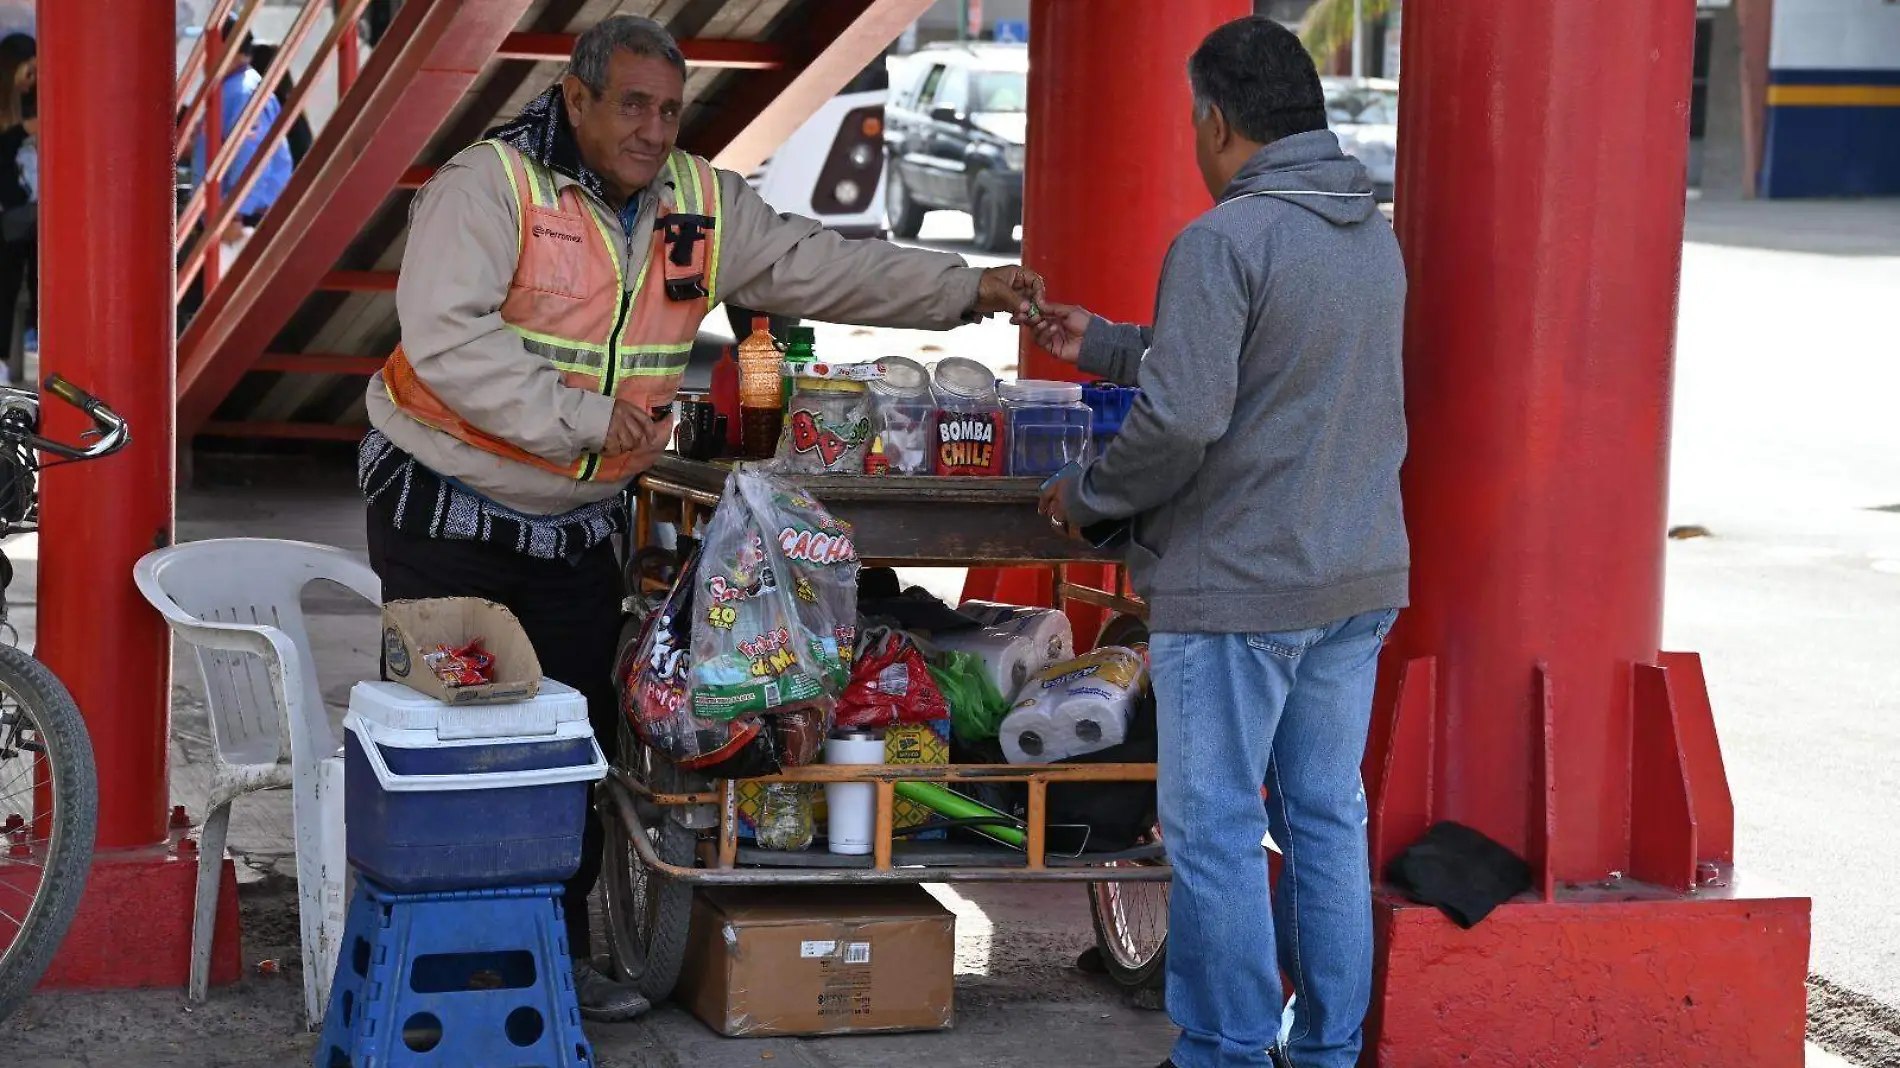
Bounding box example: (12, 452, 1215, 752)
(1088, 824, 1169, 996)
(0, 644, 97, 1022)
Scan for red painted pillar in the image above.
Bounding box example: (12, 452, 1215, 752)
(962, 0, 1248, 641)
(36, 0, 238, 989)
(1362, 2, 1809, 1064)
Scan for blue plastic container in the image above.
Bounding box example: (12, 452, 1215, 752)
(1082, 382, 1140, 455)
(343, 680, 606, 893)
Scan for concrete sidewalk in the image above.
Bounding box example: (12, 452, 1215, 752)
(0, 472, 1178, 1068)
(0, 471, 1868, 1067)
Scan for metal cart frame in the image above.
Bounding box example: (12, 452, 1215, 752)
(598, 456, 1171, 999)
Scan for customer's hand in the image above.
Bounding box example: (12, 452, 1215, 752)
(974, 265, 1047, 321)
(1037, 468, 1083, 541)
(602, 398, 662, 457)
(1027, 302, 1092, 365)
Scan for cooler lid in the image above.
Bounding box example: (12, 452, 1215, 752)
(346, 679, 586, 740)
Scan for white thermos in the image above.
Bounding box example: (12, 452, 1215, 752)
(824, 729, 885, 855)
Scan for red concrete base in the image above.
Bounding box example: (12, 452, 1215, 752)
(1366, 875, 1810, 1067)
(37, 832, 242, 990)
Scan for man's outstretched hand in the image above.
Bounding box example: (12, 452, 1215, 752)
(975, 265, 1047, 322)
(1027, 301, 1092, 365)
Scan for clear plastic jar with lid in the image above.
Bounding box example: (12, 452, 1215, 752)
(866, 356, 936, 475)
(776, 364, 876, 475)
(931, 357, 1006, 477)
(1000, 379, 1093, 477)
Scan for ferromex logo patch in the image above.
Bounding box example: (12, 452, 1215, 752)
(531, 223, 584, 244)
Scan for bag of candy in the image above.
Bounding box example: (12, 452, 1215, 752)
(689, 467, 860, 723)
(619, 543, 769, 771)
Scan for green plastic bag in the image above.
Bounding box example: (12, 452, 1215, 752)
(928, 650, 1011, 743)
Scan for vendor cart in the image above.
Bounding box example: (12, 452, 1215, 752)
(598, 454, 1170, 1006)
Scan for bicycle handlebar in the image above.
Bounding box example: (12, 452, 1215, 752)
(32, 375, 130, 461)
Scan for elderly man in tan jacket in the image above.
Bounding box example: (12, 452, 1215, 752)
(358, 15, 1042, 1022)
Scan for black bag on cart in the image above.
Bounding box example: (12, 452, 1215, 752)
(1046, 684, 1158, 853)
(947, 687, 1159, 854)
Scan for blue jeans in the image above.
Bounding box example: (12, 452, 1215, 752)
(1153, 610, 1398, 1068)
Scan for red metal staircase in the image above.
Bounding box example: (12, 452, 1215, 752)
(174, 0, 933, 443)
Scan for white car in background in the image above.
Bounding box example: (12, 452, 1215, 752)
(1324, 76, 1398, 203)
(743, 59, 890, 240)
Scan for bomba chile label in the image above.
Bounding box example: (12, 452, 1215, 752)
(935, 410, 1006, 476)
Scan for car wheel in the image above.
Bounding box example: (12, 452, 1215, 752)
(971, 186, 1017, 253)
(885, 163, 926, 240)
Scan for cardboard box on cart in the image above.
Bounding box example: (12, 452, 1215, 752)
(381, 597, 542, 705)
(678, 885, 956, 1037)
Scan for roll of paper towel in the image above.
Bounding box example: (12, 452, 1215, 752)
(928, 626, 1040, 699)
(999, 647, 1145, 764)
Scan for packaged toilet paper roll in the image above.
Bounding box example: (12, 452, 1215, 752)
(999, 647, 1145, 764)
(998, 703, 1060, 764)
(959, 602, 1075, 674)
(927, 626, 1039, 699)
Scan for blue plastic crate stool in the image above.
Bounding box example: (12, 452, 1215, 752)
(316, 879, 593, 1068)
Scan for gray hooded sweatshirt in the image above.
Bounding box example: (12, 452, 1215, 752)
(1065, 130, 1409, 634)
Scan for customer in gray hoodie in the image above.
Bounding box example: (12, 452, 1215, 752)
(1034, 17, 1407, 1068)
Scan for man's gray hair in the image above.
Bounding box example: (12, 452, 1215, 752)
(568, 14, 688, 91)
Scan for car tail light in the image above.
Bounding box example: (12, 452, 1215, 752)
(814, 106, 885, 215)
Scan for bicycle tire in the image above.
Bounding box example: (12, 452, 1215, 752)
(0, 644, 97, 1023)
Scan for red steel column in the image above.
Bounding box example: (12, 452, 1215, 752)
(1364, 1, 1809, 1063)
(964, 0, 1248, 638)
(36, 0, 236, 990)
(40, 0, 176, 851)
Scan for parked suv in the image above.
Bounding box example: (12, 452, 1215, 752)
(884, 43, 1027, 252)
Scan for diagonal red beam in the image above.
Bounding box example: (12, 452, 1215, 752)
(177, 0, 537, 437)
(694, 0, 937, 174)
(496, 32, 784, 69)
(255, 352, 386, 375)
(319, 270, 398, 292)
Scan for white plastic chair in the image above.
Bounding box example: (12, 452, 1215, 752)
(134, 538, 380, 1029)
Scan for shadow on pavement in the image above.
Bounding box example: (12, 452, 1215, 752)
(1683, 197, 1900, 257)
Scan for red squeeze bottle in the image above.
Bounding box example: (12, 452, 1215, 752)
(710, 345, 742, 453)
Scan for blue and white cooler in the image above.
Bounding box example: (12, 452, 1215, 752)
(343, 679, 607, 893)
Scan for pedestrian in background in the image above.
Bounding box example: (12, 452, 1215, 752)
(190, 16, 294, 273)
(1033, 16, 1409, 1068)
(0, 31, 37, 383)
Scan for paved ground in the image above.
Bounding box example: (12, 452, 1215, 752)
(3, 202, 1898, 1065)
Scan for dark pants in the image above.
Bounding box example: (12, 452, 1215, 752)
(365, 509, 623, 958)
(0, 226, 35, 381)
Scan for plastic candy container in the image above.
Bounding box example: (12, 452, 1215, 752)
(777, 364, 875, 476)
(866, 356, 936, 475)
(932, 357, 1007, 477)
(1001, 380, 1093, 476)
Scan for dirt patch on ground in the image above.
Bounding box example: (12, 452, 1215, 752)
(1810, 974, 1900, 1067)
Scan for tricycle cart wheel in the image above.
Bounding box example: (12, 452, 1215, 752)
(1088, 826, 1169, 996)
(1087, 611, 1166, 996)
(602, 790, 698, 1003)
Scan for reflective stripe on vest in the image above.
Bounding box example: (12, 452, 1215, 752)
(382, 139, 722, 484)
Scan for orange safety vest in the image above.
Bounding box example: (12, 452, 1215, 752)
(382, 139, 722, 484)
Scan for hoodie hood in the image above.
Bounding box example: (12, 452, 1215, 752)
(1220, 130, 1377, 225)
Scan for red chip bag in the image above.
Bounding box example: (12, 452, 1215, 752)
(836, 628, 948, 730)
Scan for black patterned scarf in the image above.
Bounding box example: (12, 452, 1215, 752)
(484, 84, 607, 202)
